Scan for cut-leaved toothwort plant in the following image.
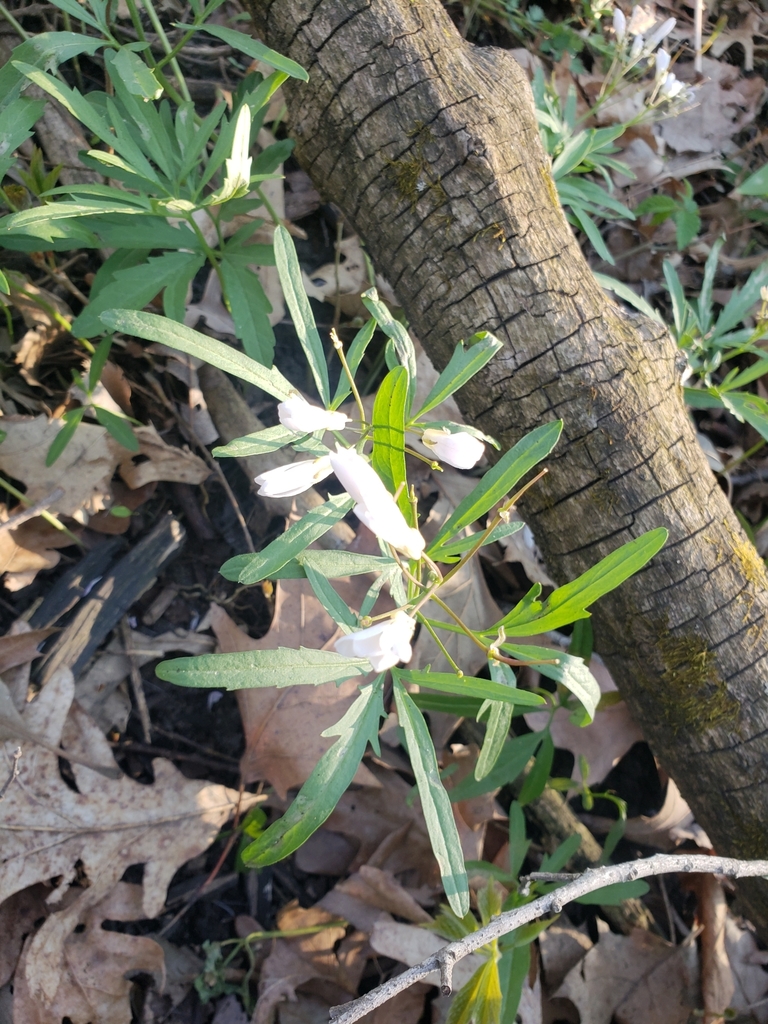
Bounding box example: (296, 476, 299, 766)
(0, 0, 306, 460)
(99, 224, 666, 1024)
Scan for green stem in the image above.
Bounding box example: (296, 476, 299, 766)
(0, 476, 82, 545)
(256, 186, 282, 227)
(429, 594, 490, 655)
(0, 2, 29, 38)
(416, 612, 463, 674)
(138, 0, 192, 103)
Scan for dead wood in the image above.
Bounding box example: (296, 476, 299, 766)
(245, 0, 768, 936)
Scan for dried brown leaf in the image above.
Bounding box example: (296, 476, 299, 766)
(5, 272, 72, 387)
(12, 882, 164, 1024)
(368, 920, 483, 990)
(335, 865, 432, 924)
(0, 627, 55, 675)
(555, 929, 698, 1024)
(0, 507, 77, 591)
(0, 415, 121, 518)
(117, 423, 209, 488)
(0, 668, 252, 1012)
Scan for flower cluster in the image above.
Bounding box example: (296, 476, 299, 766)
(251, 391, 488, 673)
(610, 9, 694, 110)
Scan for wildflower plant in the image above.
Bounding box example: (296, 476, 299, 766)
(100, 226, 667, 922)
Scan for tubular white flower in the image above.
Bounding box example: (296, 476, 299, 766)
(613, 8, 626, 41)
(222, 104, 253, 195)
(254, 457, 333, 498)
(630, 34, 644, 58)
(334, 610, 416, 672)
(655, 48, 670, 78)
(421, 427, 485, 469)
(329, 445, 426, 560)
(277, 395, 349, 434)
(644, 17, 675, 52)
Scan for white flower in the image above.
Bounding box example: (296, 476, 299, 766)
(660, 73, 685, 98)
(222, 104, 253, 196)
(421, 427, 485, 469)
(329, 445, 426, 560)
(630, 34, 644, 58)
(277, 395, 349, 434)
(655, 48, 670, 78)
(613, 8, 626, 41)
(254, 457, 333, 497)
(334, 610, 416, 672)
(644, 17, 675, 52)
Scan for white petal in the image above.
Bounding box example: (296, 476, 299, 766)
(254, 457, 332, 497)
(422, 427, 485, 469)
(613, 8, 626, 41)
(278, 395, 348, 434)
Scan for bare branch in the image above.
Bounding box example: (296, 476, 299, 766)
(329, 855, 768, 1024)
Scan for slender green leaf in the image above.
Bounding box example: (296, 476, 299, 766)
(371, 366, 410, 516)
(495, 528, 667, 637)
(502, 642, 601, 722)
(445, 958, 501, 1024)
(409, 693, 484, 716)
(517, 731, 554, 806)
(541, 832, 581, 872)
(220, 494, 354, 584)
(0, 201, 147, 243)
(46, 0, 102, 29)
(594, 273, 664, 323)
(718, 390, 768, 443)
(716, 260, 768, 339)
(163, 254, 206, 323)
(675, 206, 700, 250)
(0, 271, 8, 296)
(46, 407, 85, 466)
(569, 203, 614, 265)
(398, 669, 544, 707)
(74, 251, 204, 337)
(94, 406, 139, 451)
(303, 563, 357, 630)
(0, 98, 46, 180)
(735, 163, 768, 197)
(331, 317, 377, 408)
(475, 660, 516, 781)
(300, 550, 398, 578)
(433, 520, 524, 563)
(663, 259, 691, 338)
(427, 420, 563, 555)
(242, 681, 385, 866)
(88, 336, 113, 393)
(155, 646, 370, 690)
(415, 333, 503, 419)
(109, 47, 162, 101)
(195, 24, 309, 81)
(274, 225, 329, 403)
(508, 800, 530, 878)
(394, 678, 469, 916)
(498, 945, 530, 1024)
(212, 425, 301, 458)
(361, 288, 417, 411)
(99, 310, 294, 399)
(219, 256, 276, 366)
(448, 732, 542, 801)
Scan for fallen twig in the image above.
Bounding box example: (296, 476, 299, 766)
(329, 854, 768, 1024)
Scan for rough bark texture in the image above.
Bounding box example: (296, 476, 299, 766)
(246, 0, 768, 933)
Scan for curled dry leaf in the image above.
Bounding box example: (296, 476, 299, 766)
(117, 423, 209, 489)
(12, 882, 165, 1024)
(252, 902, 360, 1024)
(209, 600, 379, 798)
(335, 864, 433, 924)
(583, 777, 712, 850)
(0, 665, 254, 1013)
(0, 506, 79, 591)
(4, 272, 72, 388)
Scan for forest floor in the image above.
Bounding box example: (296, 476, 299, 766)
(1, 0, 768, 1022)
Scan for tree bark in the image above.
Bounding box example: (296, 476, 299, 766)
(245, 0, 768, 934)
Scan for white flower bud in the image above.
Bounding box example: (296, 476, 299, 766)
(329, 445, 425, 560)
(254, 457, 333, 498)
(334, 610, 416, 672)
(421, 427, 485, 469)
(655, 48, 670, 78)
(645, 17, 675, 52)
(630, 34, 644, 58)
(277, 395, 349, 434)
(613, 8, 627, 41)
